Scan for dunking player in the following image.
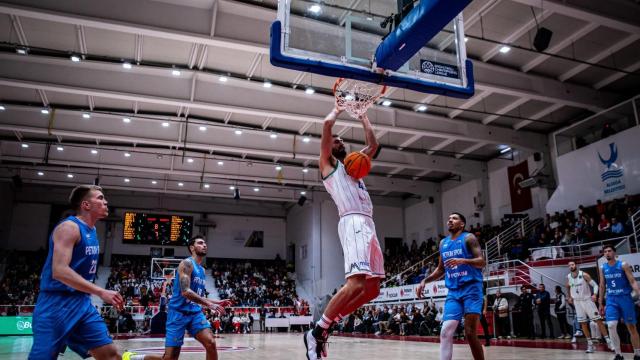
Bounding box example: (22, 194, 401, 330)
(125, 235, 232, 360)
(29, 185, 125, 359)
(598, 244, 640, 360)
(417, 213, 485, 360)
(566, 261, 613, 353)
(304, 105, 384, 359)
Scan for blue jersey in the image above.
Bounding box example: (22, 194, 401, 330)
(39, 216, 100, 293)
(441, 231, 483, 290)
(602, 260, 632, 297)
(169, 257, 207, 313)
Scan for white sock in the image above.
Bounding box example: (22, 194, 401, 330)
(587, 339, 593, 345)
(316, 314, 332, 330)
(635, 348, 640, 356)
(440, 320, 459, 360)
(130, 355, 145, 360)
(607, 321, 622, 355)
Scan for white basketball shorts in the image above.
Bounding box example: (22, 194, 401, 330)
(574, 299, 602, 323)
(338, 213, 385, 279)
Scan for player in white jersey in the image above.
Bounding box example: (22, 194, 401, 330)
(566, 261, 613, 353)
(304, 104, 384, 360)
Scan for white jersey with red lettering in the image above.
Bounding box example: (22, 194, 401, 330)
(322, 160, 373, 217)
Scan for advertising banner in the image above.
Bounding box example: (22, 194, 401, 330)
(0, 316, 33, 335)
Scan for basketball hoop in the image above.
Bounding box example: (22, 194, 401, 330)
(333, 78, 387, 119)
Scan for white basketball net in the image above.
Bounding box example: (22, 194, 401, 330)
(334, 78, 387, 119)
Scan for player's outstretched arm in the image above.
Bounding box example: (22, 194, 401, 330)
(583, 272, 599, 301)
(417, 245, 445, 299)
(598, 266, 606, 311)
(51, 221, 123, 308)
(319, 107, 342, 176)
(463, 233, 485, 269)
(358, 113, 379, 159)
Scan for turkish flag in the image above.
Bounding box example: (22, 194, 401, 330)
(508, 161, 533, 213)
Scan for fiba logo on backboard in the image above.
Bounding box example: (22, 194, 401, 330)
(598, 143, 625, 196)
(421, 60, 435, 74)
(16, 320, 32, 331)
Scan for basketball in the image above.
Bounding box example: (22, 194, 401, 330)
(344, 152, 371, 179)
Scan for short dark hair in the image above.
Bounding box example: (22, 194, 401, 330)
(187, 234, 205, 253)
(450, 212, 466, 226)
(603, 243, 616, 252)
(69, 185, 102, 211)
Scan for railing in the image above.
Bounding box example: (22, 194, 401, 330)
(485, 216, 544, 261)
(381, 251, 439, 288)
(528, 235, 632, 261)
(632, 208, 640, 251)
(486, 259, 565, 290)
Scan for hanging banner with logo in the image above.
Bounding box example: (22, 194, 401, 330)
(547, 126, 640, 213)
(508, 161, 533, 213)
(0, 316, 33, 335)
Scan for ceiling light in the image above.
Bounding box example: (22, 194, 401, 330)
(381, 100, 392, 107)
(123, 117, 131, 123)
(91, 149, 98, 155)
(417, 105, 428, 112)
(171, 69, 181, 76)
(161, 122, 170, 127)
(124, 178, 130, 183)
(70, 55, 81, 62)
(16, 48, 27, 55)
(56, 146, 64, 151)
(0, 105, 5, 111)
(302, 168, 309, 173)
(300, 191, 306, 195)
(178, 182, 184, 187)
(199, 126, 207, 131)
(151, 180, 157, 185)
(500, 146, 512, 154)
(263, 81, 272, 88)
(234, 129, 243, 135)
(302, 136, 311, 143)
(499, 46, 511, 54)
(464, 37, 469, 43)
(229, 186, 235, 190)
(219, 76, 228, 82)
(21, 143, 29, 148)
(203, 184, 210, 189)
(41, 109, 50, 115)
(308, 4, 321, 13)
(275, 165, 283, 171)
(124, 152, 131, 157)
(270, 132, 278, 139)
(217, 161, 224, 166)
(67, 173, 74, 178)
(187, 158, 194, 163)
(122, 62, 132, 69)
(253, 187, 260, 192)
(305, 87, 315, 95)
(37, 171, 44, 176)
(82, 112, 91, 119)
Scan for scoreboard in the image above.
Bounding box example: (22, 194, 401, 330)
(123, 212, 193, 245)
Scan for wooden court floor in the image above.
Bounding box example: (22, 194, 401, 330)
(0, 333, 622, 359)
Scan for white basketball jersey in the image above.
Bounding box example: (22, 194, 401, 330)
(322, 161, 373, 217)
(568, 271, 592, 300)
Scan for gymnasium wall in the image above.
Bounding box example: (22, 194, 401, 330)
(404, 196, 441, 243)
(488, 153, 549, 225)
(441, 178, 486, 227)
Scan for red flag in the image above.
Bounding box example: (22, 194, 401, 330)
(508, 161, 533, 213)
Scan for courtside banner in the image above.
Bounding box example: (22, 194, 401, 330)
(373, 281, 448, 302)
(0, 316, 33, 335)
(420, 280, 449, 298)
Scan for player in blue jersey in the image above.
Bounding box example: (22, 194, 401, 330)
(598, 244, 640, 360)
(29, 185, 125, 360)
(124, 235, 231, 360)
(417, 212, 485, 360)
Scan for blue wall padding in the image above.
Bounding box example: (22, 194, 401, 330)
(374, 0, 472, 71)
(270, 21, 474, 98)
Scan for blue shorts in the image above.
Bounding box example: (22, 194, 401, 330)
(605, 295, 637, 324)
(443, 281, 483, 322)
(29, 292, 112, 359)
(166, 309, 210, 347)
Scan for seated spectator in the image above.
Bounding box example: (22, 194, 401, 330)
(598, 213, 611, 234)
(611, 217, 624, 235)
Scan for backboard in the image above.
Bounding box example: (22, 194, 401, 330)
(270, 0, 474, 98)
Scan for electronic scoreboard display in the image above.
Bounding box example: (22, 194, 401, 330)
(123, 212, 193, 245)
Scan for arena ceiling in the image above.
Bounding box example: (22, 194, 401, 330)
(0, 0, 638, 202)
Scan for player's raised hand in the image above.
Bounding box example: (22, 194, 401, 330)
(100, 289, 124, 310)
